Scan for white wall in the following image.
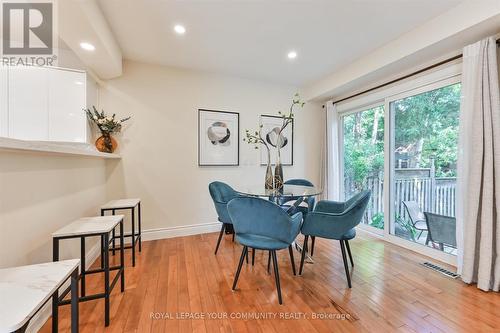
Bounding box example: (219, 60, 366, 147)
(100, 61, 323, 234)
(0, 152, 107, 268)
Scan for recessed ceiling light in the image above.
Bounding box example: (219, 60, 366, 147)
(80, 42, 95, 51)
(174, 24, 186, 35)
(287, 51, 297, 59)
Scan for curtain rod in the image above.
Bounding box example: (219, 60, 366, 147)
(329, 38, 500, 106)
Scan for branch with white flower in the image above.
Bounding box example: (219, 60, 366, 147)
(85, 106, 131, 135)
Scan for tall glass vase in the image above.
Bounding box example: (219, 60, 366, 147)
(265, 148, 274, 189)
(274, 147, 284, 190)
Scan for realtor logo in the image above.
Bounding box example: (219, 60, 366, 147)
(2, 2, 53, 54)
(1, 1, 57, 66)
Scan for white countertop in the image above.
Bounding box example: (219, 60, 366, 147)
(101, 198, 141, 209)
(0, 259, 80, 332)
(52, 215, 124, 237)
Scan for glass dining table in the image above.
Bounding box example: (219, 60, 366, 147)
(236, 184, 322, 208)
(235, 184, 323, 262)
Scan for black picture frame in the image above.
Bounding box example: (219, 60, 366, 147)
(198, 109, 240, 166)
(259, 114, 294, 166)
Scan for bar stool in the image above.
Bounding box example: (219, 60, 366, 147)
(100, 198, 141, 267)
(0, 259, 80, 333)
(52, 215, 125, 327)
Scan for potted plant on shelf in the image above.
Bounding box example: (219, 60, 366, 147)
(85, 106, 131, 153)
(243, 125, 273, 189)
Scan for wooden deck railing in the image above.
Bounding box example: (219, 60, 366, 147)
(345, 176, 457, 225)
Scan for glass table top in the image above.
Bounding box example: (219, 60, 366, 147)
(236, 184, 323, 198)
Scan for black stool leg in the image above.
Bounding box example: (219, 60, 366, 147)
(299, 235, 309, 275)
(80, 236, 86, 297)
(111, 209, 116, 256)
(100, 210, 105, 269)
(70, 267, 79, 333)
(340, 240, 352, 288)
(267, 251, 271, 274)
(251, 248, 255, 266)
(104, 233, 110, 326)
(288, 245, 296, 276)
(232, 246, 248, 290)
(214, 223, 225, 255)
(119, 220, 125, 292)
(100, 235, 104, 269)
(131, 207, 136, 267)
(52, 289, 59, 333)
(52, 238, 59, 333)
(310, 236, 316, 256)
(345, 240, 354, 267)
(138, 202, 142, 251)
(271, 250, 283, 304)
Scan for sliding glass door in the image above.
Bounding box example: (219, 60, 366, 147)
(341, 105, 385, 232)
(338, 71, 461, 263)
(388, 80, 461, 254)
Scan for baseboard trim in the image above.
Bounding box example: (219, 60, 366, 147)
(141, 222, 221, 241)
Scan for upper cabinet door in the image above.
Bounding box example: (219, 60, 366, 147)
(8, 66, 49, 140)
(0, 67, 7, 137)
(48, 70, 86, 142)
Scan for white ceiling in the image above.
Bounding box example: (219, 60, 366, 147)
(97, 0, 462, 86)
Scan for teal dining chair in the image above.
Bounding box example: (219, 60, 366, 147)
(228, 197, 302, 304)
(299, 190, 371, 288)
(208, 181, 240, 255)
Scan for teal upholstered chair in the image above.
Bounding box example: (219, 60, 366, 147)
(299, 190, 371, 288)
(209, 181, 240, 254)
(280, 178, 317, 254)
(228, 197, 302, 304)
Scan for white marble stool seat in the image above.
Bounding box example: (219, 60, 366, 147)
(0, 259, 80, 333)
(52, 216, 125, 327)
(101, 198, 142, 267)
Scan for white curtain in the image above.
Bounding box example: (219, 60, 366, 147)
(320, 101, 341, 201)
(457, 36, 500, 292)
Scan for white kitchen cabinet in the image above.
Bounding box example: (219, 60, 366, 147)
(5, 66, 87, 143)
(48, 69, 86, 142)
(8, 66, 49, 141)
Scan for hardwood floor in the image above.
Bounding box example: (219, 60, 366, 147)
(40, 230, 500, 333)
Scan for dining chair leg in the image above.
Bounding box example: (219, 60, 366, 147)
(232, 246, 248, 290)
(425, 233, 430, 245)
(310, 236, 316, 256)
(251, 248, 255, 266)
(339, 240, 352, 288)
(267, 251, 271, 274)
(246, 248, 249, 264)
(214, 223, 226, 255)
(299, 235, 309, 275)
(232, 231, 235, 242)
(271, 250, 283, 305)
(288, 245, 296, 275)
(344, 240, 354, 267)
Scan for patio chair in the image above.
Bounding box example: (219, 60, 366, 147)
(402, 201, 429, 244)
(423, 212, 457, 251)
